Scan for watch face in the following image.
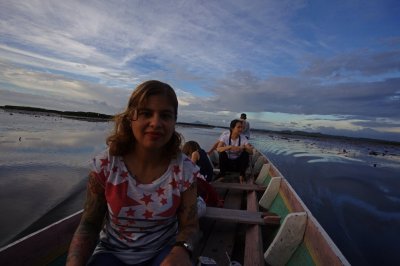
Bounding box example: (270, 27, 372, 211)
(183, 242, 193, 252)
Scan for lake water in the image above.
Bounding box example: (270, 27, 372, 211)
(0, 109, 399, 266)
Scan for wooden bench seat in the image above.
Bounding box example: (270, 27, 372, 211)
(195, 188, 243, 265)
(211, 182, 266, 191)
(204, 207, 280, 225)
(200, 150, 308, 266)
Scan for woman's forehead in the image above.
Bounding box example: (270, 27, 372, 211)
(138, 95, 175, 110)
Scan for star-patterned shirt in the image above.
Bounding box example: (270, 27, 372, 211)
(91, 149, 200, 264)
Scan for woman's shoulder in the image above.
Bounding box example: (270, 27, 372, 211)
(92, 148, 122, 169)
(94, 148, 116, 159)
(219, 131, 230, 141)
(92, 148, 108, 161)
(176, 152, 199, 170)
(197, 148, 207, 157)
(176, 152, 192, 164)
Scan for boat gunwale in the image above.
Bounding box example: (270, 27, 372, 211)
(264, 153, 350, 265)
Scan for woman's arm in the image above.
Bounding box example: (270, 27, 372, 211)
(216, 141, 232, 153)
(66, 172, 107, 266)
(190, 150, 200, 163)
(207, 140, 220, 155)
(161, 182, 199, 266)
(217, 141, 245, 153)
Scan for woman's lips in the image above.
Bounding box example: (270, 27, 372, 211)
(146, 132, 163, 139)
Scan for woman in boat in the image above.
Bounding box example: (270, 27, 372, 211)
(67, 80, 199, 266)
(183, 141, 224, 208)
(216, 119, 253, 184)
(182, 140, 214, 182)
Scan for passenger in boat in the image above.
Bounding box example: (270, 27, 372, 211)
(240, 113, 251, 139)
(216, 119, 253, 184)
(67, 80, 199, 266)
(183, 140, 214, 182)
(183, 141, 224, 209)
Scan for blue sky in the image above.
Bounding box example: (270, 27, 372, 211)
(0, 0, 399, 142)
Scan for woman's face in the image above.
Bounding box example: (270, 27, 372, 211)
(232, 121, 243, 135)
(130, 94, 176, 151)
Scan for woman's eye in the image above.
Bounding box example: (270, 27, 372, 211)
(161, 113, 174, 120)
(138, 110, 152, 118)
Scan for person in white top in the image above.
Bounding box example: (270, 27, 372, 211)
(240, 113, 250, 139)
(216, 119, 253, 184)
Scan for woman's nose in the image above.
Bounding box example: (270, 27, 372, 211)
(149, 114, 162, 126)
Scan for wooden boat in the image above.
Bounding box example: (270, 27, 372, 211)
(0, 149, 350, 266)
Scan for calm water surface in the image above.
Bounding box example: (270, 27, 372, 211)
(0, 110, 399, 266)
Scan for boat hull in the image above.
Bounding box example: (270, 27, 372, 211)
(0, 149, 349, 266)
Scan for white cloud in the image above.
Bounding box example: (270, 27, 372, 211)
(0, 0, 399, 142)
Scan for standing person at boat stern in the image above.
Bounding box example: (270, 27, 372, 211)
(66, 80, 199, 266)
(240, 113, 250, 139)
(216, 119, 253, 184)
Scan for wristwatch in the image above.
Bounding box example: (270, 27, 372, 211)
(173, 241, 193, 258)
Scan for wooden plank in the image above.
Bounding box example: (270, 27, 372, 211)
(200, 189, 243, 265)
(244, 162, 264, 266)
(204, 207, 279, 225)
(244, 190, 264, 266)
(211, 182, 266, 191)
(279, 179, 305, 213)
(303, 211, 351, 266)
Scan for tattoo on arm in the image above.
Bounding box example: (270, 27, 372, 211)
(66, 172, 107, 265)
(176, 183, 199, 245)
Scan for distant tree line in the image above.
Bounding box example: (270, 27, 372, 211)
(0, 105, 113, 120)
(1, 105, 398, 145)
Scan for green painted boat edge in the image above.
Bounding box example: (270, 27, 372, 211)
(262, 153, 350, 266)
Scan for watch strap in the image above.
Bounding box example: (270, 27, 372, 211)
(173, 241, 193, 258)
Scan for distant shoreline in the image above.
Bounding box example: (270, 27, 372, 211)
(0, 105, 217, 128)
(1, 105, 399, 146)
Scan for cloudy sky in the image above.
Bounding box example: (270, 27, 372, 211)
(0, 0, 399, 142)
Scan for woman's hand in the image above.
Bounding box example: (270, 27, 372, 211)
(160, 246, 192, 266)
(230, 145, 243, 152)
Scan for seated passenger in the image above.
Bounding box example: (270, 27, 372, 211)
(183, 140, 214, 182)
(216, 119, 253, 184)
(183, 141, 224, 209)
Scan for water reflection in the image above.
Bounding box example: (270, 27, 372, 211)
(0, 111, 223, 246)
(1, 110, 399, 265)
(251, 131, 400, 169)
(0, 111, 111, 245)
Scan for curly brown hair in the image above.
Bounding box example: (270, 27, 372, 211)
(106, 80, 182, 158)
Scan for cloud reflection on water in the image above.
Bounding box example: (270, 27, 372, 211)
(1, 110, 399, 265)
